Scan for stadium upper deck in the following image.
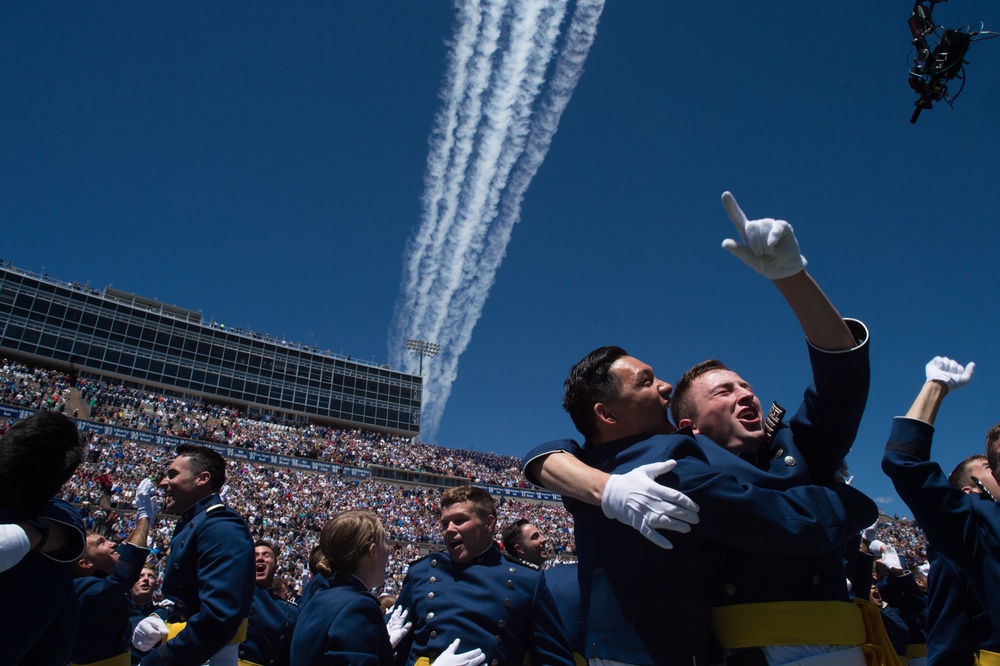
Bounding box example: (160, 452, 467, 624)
(0, 263, 422, 436)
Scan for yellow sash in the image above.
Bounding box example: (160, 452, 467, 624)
(712, 600, 902, 666)
(418, 650, 582, 664)
(70, 653, 130, 666)
(978, 649, 1000, 666)
(165, 617, 249, 646)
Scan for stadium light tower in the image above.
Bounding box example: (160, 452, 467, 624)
(405, 338, 440, 375)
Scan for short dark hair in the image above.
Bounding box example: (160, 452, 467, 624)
(175, 444, 226, 491)
(254, 539, 278, 560)
(671, 360, 730, 425)
(949, 454, 987, 489)
(440, 486, 496, 521)
(563, 346, 629, 441)
(501, 518, 531, 555)
(986, 423, 1000, 480)
(0, 411, 84, 509)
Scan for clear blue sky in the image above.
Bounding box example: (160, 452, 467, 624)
(3, 2, 999, 515)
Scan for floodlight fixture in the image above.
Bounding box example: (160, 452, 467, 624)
(405, 338, 441, 375)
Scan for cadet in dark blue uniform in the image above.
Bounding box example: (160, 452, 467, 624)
(920, 457, 1000, 665)
(129, 563, 159, 665)
(71, 478, 155, 666)
(0, 411, 87, 666)
(501, 519, 584, 664)
(239, 540, 298, 666)
(525, 192, 881, 665)
(133, 444, 255, 666)
(880, 356, 1000, 665)
(394, 487, 573, 666)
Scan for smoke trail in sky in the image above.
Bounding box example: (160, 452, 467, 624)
(390, 0, 605, 440)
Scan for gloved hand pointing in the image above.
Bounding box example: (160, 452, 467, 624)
(721, 191, 807, 280)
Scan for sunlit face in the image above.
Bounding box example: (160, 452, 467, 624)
(599, 357, 675, 441)
(85, 533, 119, 575)
(441, 501, 496, 564)
(160, 455, 210, 513)
(679, 369, 765, 452)
(131, 568, 157, 602)
(514, 523, 549, 565)
(254, 545, 278, 588)
(357, 528, 392, 590)
(373, 536, 391, 583)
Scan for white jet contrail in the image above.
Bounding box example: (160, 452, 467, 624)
(391, 0, 606, 440)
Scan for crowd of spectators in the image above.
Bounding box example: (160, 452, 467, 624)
(73, 372, 528, 486)
(0, 359, 74, 412)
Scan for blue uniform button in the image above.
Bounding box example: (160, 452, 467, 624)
(723, 583, 736, 596)
(427, 592, 435, 600)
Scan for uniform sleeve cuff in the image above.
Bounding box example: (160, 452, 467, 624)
(806, 318, 869, 354)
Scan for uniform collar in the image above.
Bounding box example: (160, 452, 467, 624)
(503, 553, 541, 570)
(463, 541, 502, 566)
(179, 492, 223, 523)
(331, 572, 374, 595)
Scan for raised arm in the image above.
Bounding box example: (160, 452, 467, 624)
(721, 191, 855, 351)
(906, 356, 975, 424)
(881, 356, 977, 568)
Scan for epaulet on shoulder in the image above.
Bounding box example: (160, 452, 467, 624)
(503, 553, 541, 571)
(205, 503, 226, 514)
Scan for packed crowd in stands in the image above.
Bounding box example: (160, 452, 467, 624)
(0, 355, 929, 603)
(75, 371, 528, 486)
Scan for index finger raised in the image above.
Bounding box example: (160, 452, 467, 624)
(721, 191, 749, 242)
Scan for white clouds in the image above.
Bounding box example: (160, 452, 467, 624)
(391, 0, 605, 439)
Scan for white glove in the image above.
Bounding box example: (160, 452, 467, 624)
(155, 598, 176, 612)
(432, 638, 486, 666)
(385, 606, 412, 648)
(721, 191, 807, 280)
(834, 458, 853, 485)
(132, 613, 169, 651)
(925, 356, 975, 393)
(861, 523, 877, 543)
(881, 545, 903, 571)
(0, 524, 31, 573)
(601, 460, 701, 549)
(135, 478, 158, 521)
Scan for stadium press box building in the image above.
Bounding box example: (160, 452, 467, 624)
(0, 264, 422, 437)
